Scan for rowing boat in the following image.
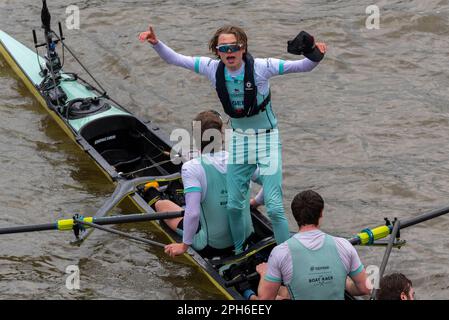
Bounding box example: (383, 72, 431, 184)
(0, 1, 278, 299)
(5, 1, 449, 301)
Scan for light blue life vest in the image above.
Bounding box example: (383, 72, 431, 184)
(223, 68, 278, 131)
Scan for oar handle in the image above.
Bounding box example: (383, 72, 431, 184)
(93, 211, 184, 225)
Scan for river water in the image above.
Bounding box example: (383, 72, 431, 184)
(1, 0, 449, 299)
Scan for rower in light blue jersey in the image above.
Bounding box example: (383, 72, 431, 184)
(255, 190, 370, 300)
(144, 111, 261, 258)
(139, 25, 326, 252)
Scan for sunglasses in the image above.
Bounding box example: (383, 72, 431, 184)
(216, 43, 243, 53)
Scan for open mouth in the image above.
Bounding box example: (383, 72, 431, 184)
(226, 56, 236, 64)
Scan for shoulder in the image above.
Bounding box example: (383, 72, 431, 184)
(181, 158, 204, 177)
(197, 57, 219, 69)
(202, 151, 228, 174)
(332, 236, 358, 256)
(269, 242, 290, 260)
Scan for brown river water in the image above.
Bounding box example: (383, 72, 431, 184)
(1, 0, 449, 299)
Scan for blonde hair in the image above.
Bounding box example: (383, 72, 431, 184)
(208, 25, 248, 58)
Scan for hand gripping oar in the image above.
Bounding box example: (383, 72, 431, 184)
(0, 210, 184, 236)
(348, 204, 449, 245)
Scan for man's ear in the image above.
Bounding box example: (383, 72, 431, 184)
(400, 292, 408, 300)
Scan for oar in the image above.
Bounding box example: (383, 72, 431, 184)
(349, 204, 449, 245)
(74, 218, 167, 248)
(370, 219, 401, 300)
(0, 210, 184, 235)
(74, 173, 181, 243)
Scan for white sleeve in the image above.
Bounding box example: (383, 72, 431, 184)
(255, 57, 319, 79)
(250, 167, 261, 184)
(182, 192, 202, 246)
(254, 189, 264, 206)
(151, 41, 219, 85)
(250, 167, 264, 205)
(181, 160, 205, 196)
(152, 40, 196, 71)
(335, 238, 364, 276)
(282, 58, 319, 74)
(181, 161, 206, 245)
(195, 57, 219, 85)
(264, 243, 293, 284)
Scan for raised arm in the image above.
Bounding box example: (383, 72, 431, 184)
(256, 42, 326, 79)
(139, 25, 218, 78)
(139, 25, 196, 70)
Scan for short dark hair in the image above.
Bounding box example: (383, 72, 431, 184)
(193, 110, 223, 152)
(290, 190, 324, 227)
(376, 273, 413, 300)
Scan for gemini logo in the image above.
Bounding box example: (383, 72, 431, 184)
(65, 265, 80, 290)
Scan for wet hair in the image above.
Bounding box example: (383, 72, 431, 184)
(193, 110, 223, 152)
(290, 190, 324, 227)
(209, 25, 248, 58)
(376, 273, 413, 300)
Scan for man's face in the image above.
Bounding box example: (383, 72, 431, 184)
(216, 33, 245, 70)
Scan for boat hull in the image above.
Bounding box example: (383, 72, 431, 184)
(1, 29, 272, 299)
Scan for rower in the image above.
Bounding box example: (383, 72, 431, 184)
(376, 273, 415, 300)
(139, 25, 326, 252)
(255, 190, 370, 300)
(143, 110, 260, 258)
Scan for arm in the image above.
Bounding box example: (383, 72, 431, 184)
(334, 238, 370, 296)
(250, 189, 264, 208)
(256, 57, 319, 80)
(256, 263, 282, 300)
(139, 24, 195, 71)
(282, 58, 319, 74)
(152, 40, 196, 71)
(139, 25, 217, 78)
(346, 270, 370, 296)
(250, 167, 264, 207)
(256, 245, 291, 300)
(181, 192, 202, 247)
(164, 161, 204, 257)
(164, 192, 202, 257)
(255, 42, 326, 79)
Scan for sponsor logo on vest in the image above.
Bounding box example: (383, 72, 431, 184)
(245, 81, 254, 90)
(310, 265, 330, 271)
(309, 274, 334, 286)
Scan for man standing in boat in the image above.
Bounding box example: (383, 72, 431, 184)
(144, 110, 260, 257)
(139, 25, 326, 253)
(255, 190, 370, 300)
